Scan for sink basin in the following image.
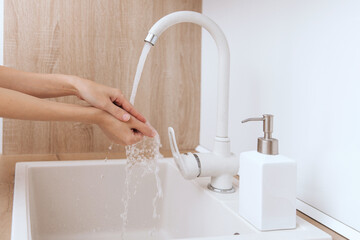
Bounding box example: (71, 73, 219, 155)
(12, 158, 331, 240)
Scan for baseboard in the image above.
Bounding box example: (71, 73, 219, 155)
(297, 199, 360, 239)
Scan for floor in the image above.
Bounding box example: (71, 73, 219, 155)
(0, 152, 348, 240)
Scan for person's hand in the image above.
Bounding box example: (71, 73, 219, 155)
(94, 108, 156, 145)
(71, 76, 146, 123)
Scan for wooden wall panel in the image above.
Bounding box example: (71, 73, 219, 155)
(3, 0, 201, 154)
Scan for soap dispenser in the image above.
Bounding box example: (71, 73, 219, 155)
(239, 114, 297, 231)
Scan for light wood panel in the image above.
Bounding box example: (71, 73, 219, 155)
(3, 0, 202, 154)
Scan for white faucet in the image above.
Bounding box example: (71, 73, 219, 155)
(145, 11, 238, 193)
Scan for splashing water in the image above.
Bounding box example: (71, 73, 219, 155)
(120, 135, 163, 240)
(120, 42, 164, 240)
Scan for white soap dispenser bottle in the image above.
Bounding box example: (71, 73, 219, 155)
(239, 114, 297, 231)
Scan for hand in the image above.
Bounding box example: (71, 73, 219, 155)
(95, 109, 156, 145)
(0, 86, 154, 143)
(71, 76, 146, 123)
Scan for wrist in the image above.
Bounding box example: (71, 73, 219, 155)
(62, 75, 82, 98)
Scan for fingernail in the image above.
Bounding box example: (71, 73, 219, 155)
(122, 114, 130, 121)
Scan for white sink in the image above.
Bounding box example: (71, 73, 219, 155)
(11, 158, 331, 240)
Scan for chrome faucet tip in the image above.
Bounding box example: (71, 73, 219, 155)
(144, 33, 158, 46)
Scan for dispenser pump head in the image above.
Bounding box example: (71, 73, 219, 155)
(242, 114, 279, 155)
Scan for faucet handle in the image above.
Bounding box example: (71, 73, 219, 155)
(168, 127, 181, 161)
(168, 127, 200, 179)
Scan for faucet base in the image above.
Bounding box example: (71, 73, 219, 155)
(207, 183, 235, 193)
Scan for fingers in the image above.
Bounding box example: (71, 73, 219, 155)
(113, 96, 147, 123)
(115, 129, 143, 146)
(105, 102, 131, 122)
(98, 111, 154, 145)
(100, 121, 144, 146)
(128, 116, 156, 138)
(130, 130, 144, 144)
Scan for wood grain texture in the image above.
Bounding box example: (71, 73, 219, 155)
(3, 0, 202, 154)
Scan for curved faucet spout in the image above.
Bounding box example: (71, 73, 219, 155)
(146, 11, 236, 192)
(145, 11, 230, 143)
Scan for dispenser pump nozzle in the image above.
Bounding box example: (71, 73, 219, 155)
(242, 114, 279, 155)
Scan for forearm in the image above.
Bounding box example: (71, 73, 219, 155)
(0, 66, 79, 98)
(0, 87, 102, 124)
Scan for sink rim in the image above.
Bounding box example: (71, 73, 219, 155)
(11, 158, 332, 240)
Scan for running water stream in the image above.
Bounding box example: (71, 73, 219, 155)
(120, 42, 164, 239)
(130, 42, 152, 104)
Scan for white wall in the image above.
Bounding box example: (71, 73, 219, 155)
(202, 0, 360, 238)
(0, 0, 4, 154)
